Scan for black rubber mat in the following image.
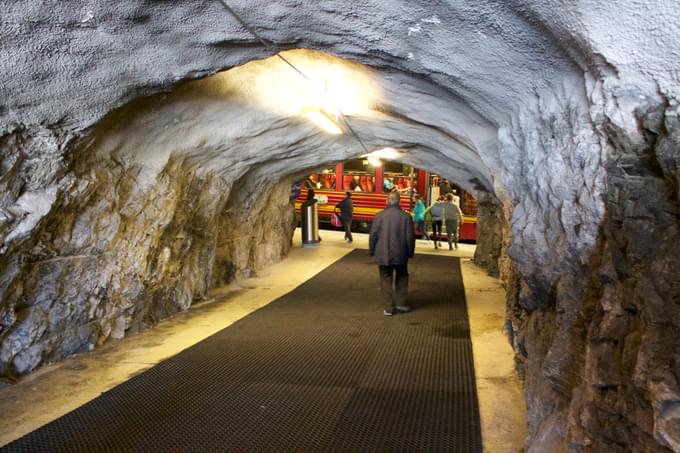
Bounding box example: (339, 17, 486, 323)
(2, 250, 482, 452)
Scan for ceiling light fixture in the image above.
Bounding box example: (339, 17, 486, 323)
(302, 106, 344, 135)
(218, 1, 376, 145)
(371, 147, 399, 160)
(367, 155, 382, 167)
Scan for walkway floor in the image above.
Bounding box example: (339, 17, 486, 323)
(0, 229, 526, 451)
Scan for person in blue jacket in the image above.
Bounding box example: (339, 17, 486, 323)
(412, 194, 428, 241)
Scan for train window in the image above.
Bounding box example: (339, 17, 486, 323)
(382, 161, 412, 176)
(305, 167, 336, 191)
(382, 162, 415, 193)
(342, 158, 376, 192)
(463, 192, 478, 215)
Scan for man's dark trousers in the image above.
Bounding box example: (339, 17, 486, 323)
(379, 264, 408, 311)
(341, 218, 353, 242)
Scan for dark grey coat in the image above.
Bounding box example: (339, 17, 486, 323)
(335, 196, 353, 222)
(369, 205, 416, 265)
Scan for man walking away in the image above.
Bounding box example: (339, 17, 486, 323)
(442, 193, 464, 249)
(369, 191, 416, 316)
(335, 191, 354, 243)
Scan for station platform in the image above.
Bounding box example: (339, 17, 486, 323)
(0, 229, 525, 452)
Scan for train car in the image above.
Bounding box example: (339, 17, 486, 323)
(295, 158, 477, 241)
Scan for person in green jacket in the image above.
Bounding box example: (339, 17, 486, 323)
(412, 195, 429, 241)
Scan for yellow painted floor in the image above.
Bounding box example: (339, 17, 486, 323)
(0, 228, 526, 451)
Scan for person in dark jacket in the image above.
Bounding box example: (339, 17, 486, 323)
(335, 191, 354, 243)
(302, 188, 318, 208)
(439, 178, 452, 196)
(369, 191, 416, 316)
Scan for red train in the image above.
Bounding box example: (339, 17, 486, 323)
(295, 158, 478, 241)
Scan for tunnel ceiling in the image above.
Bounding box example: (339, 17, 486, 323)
(2, 1, 676, 195)
(0, 0, 590, 187)
(87, 49, 497, 193)
(2, 1, 578, 128)
(2, 2, 680, 452)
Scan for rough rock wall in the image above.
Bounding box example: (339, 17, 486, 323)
(212, 177, 297, 286)
(496, 77, 606, 452)
(0, 96, 294, 376)
(567, 96, 680, 452)
(472, 191, 506, 278)
(0, 121, 296, 377)
(498, 85, 680, 452)
(494, 3, 680, 450)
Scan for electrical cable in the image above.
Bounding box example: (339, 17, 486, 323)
(339, 114, 370, 154)
(215, 0, 371, 154)
(216, 0, 312, 83)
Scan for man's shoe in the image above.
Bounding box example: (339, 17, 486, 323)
(383, 309, 394, 316)
(449, 245, 453, 250)
(395, 305, 411, 313)
(455, 244, 458, 249)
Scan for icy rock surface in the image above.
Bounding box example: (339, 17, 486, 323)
(1, 1, 679, 451)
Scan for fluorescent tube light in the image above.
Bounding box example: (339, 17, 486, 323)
(302, 106, 343, 134)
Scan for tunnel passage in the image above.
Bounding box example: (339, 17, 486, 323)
(2, 2, 680, 452)
(0, 48, 501, 375)
(4, 251, 483, 452)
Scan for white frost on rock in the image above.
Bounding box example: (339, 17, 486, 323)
(2, 186, 58, 249)
(80, 9, 94, 23)
(407, 25, 421, 36)
(421, 15, 441, 25)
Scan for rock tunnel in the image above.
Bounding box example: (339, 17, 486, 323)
(1, 1, 679, 451)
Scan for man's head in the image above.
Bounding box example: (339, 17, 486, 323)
(446, 193, 454, 202)
(387, 191, 400, 206)
(346, 191, 352, 198)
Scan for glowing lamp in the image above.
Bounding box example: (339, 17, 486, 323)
(371, 147, 398, 160)
(302, 106, 343, 135)
(367, 155, 382, 167)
